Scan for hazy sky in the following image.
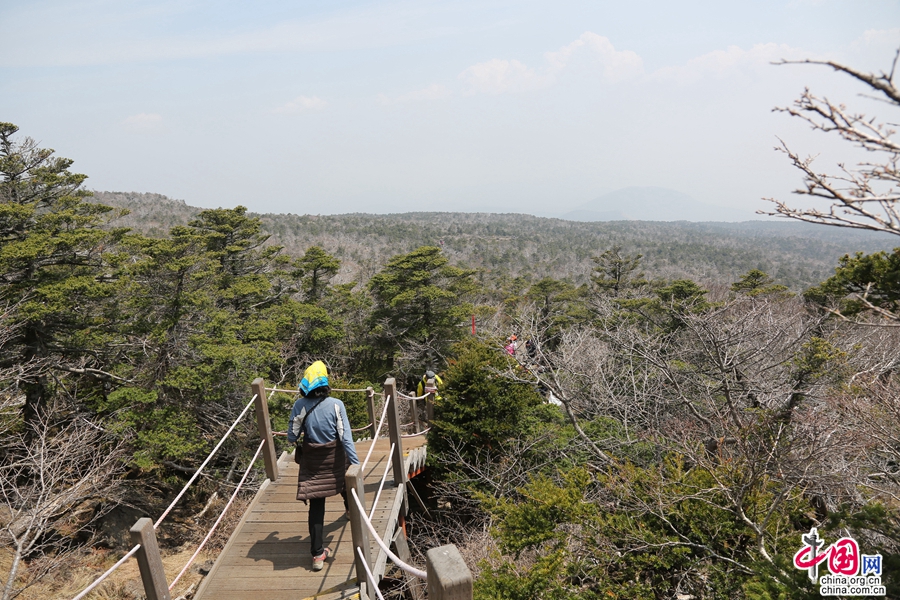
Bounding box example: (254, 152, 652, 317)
(1, 0, 898, 216)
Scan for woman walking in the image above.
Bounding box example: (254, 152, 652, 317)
(287, 361, 360, 571)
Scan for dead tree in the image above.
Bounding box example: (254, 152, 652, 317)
(766, 49, 900, 235)
(0, 413, 126, 600)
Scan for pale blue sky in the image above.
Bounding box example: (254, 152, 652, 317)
(1, 0, 898, 216)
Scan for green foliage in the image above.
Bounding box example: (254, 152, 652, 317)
(369, 245, 475, 338)
(656, 279, 708, 306)
(428, 338, 545, 479)
(268, 391, 297, 439)
(486, 468, 593, 557)
(525, 278, 591, 348)
(732, 269, 790, 297)
(475, 550, 576, 600)
(615, 278, 713, 331)
(274, 300, 344, 361)
(367, 245, 476, 373)
(0, 130, 348, 472)
(475, 457, 820, 600)
(0, 122, 126, 428)
(592, 245, 647, 296)
(823, 503, 900, 597)
(805, 248, 900, 318)
(792, 336, 848, 384)
(294, 246, 341, 302)
(189, 206, 279, 275)
(100, 387, 206, 469)
(429, 338, 543, 458)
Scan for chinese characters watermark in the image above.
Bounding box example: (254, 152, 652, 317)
(793, 528, 885, 597)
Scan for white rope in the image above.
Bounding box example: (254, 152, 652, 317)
(70, 544, 141, 600)
(397, 391, 429, 401)
(169, 438, 266, 591)
(368, 443, 394, 520)
(360, 395, 391, 473)
(357, 546, 387, 600)
(350, 488, 427, 580)
(401, 427, 431, 438)
(155, 394, 257, 528)
(266, 386, 300, 394)
(267, 386, 372, 394)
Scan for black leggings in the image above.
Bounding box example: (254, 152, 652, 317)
(308, 490, 348, 556)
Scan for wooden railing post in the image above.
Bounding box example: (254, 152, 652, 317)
(383, 378, 406, 489)
(346, 464, 372, 600)
(426, 545, 473, 600)
(425, 376, 436, 423)
(251, 378, 278, 481)
(130, 518, 171, 600)
(411, 392, 421, 433)
(366, 386, 376, 439)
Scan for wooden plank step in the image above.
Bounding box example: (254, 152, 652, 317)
(194, 438, 424, 600)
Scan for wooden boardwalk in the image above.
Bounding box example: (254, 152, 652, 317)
(194, 436, 428, 600)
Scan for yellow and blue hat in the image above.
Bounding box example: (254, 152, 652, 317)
(299, 360, 329, 396)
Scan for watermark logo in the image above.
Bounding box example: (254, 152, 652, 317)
(792, 527, 885, 596)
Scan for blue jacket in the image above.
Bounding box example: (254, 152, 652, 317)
(288, 396, 360, 465)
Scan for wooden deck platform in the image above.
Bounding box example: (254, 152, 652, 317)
(194, 436, 427, 600)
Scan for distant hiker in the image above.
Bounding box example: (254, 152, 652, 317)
(287, 361, 360, 571)
(525, 339, 537, 361)
(504, 335, 518, 356)
(416, 369, 444, 400)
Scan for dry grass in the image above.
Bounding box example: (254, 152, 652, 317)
(0, 492, 254, 600)
(2, 544, 216, 600)
(200, 494, 252, 554)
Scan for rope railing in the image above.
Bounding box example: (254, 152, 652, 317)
(346, 380, 476, 597)
(265, 386, 300, 394)
(350, 488, 427, 580)
(368, 443, 394, 520)
(265, 386, 375, 394)
(401, 426, 431, 438)
(74, 376, 463, 599)
(70, 543, 141, 600)
(274, 420, 375, 436)
(357, 546, 387, 600)
(267, 385, 376, 435)
(360, 395, 391, 473)
(70, 393, 260, 600)
(168, 438, 266, 591)
(154, 394, 257, 529)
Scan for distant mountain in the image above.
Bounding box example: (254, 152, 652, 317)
(91, 191, 200, 236)
(564, 187, 755, 222)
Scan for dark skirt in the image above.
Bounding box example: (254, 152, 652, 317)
(296, 439, 348, 500)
